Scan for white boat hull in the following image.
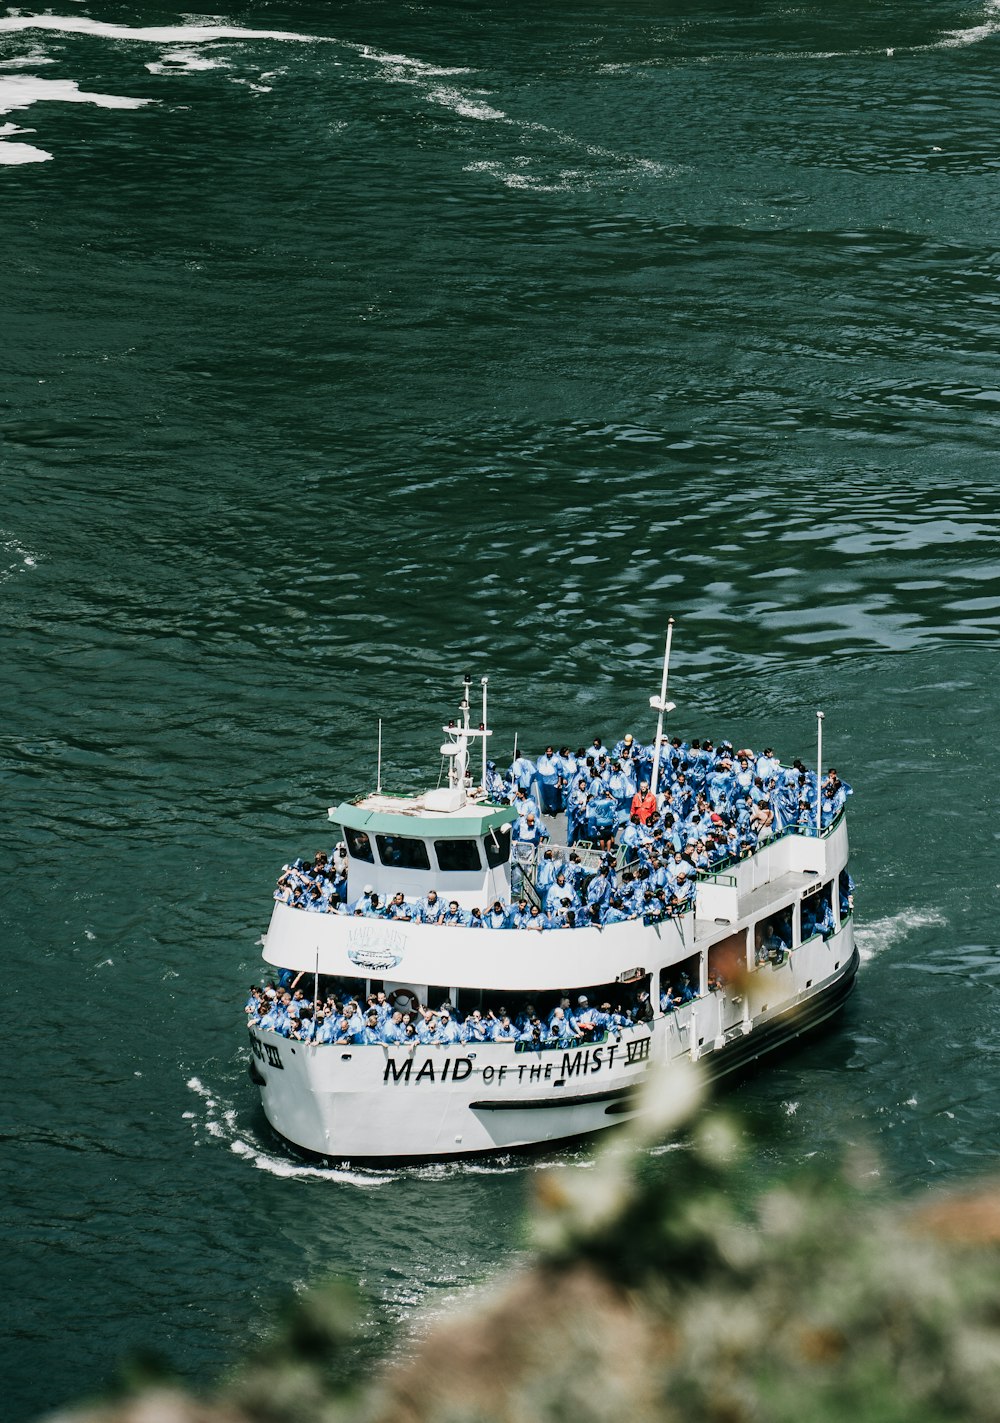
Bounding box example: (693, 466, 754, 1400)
(248, 921, 857, 1162)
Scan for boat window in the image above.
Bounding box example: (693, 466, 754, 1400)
(800, 881, 835, 942)
(435, 839, 483, 873)
(375, 833, 431, 871)
(344, 828, 374, 863)
(660, 955, 702, 1005)
(754, 913, 792, 966)
(484, 824, 511, 868)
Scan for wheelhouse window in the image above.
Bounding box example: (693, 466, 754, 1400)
(345, 828, 374, 863)
(376, 833, 431, 871)
(484, 824, 511, 868)
(434, 839, 483, 873)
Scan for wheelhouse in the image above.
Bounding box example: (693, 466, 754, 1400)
(331, 797, 516, 910)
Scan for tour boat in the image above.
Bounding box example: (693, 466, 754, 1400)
(246, 661, 858, 1163)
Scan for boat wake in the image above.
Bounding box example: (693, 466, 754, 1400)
(927, 0, 1000, 49)
(0, 17, 323, 44)
(855, 908, 947, 963)
(184, 1075, 394, 1186)
(0, 13, 669, 185)
(0, 531, 40, 579)
(184, 1074, 566, 1181)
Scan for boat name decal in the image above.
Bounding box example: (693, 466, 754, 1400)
(249, 1032, 284, 1069)
(346, 924, 406, 972)
(384, 1055, 474, 1085)
(383, 1038, 650, 1087)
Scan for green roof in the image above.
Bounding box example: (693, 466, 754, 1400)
(329, 801, 516, 839)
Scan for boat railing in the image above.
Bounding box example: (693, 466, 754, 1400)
(698, 806, 848, 881)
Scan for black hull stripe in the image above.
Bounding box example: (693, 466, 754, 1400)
(703, 946, 859, 1082)
(470, 1083, 636, 1112)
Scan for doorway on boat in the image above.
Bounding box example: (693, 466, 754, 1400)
(707, 930, 748, 991)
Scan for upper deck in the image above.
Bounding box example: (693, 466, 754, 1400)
(261, 814, 850, 991)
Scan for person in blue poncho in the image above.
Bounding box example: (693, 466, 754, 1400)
(589, 787, 617, 849)
(534, 745, 564, 814)
(484, 760, 509, 803)
(512, 812, 547, 848)
(509, 751, 537, 791)
(545, 872, 579, 914)
(486, 901, 510, 930)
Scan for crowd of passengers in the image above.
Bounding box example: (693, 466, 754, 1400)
(246, 977, 697, 1046)
(496, 733, 851, 851)
(272, 732, 852, 930)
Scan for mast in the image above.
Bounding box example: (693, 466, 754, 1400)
(649, 619, 677, 799)
(481, 676, 489, 791)
(439, 673, 493, 806)
(815, 710, 824, 837)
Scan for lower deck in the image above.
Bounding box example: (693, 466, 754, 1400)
(248, 920, 857, 1160)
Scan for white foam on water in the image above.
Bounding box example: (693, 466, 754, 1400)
(647, 1140, 687, 1157)
(462, 158, 574, 192)
(145, 48, 230, 75)
(0, 16, 322, 44)
(784, 1101, 799, 1115)
(341, 41, 472, 78)
(426, 85, 507, 121)
(0, 48, 56, 69)
(184, 1075, 394, 1186)
(0, 123, 48, 160)
(0, 74, 151, 115)
(929, 0, 1000, 48)
(855, 908, 947, 963)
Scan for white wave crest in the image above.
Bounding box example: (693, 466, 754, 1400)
(0, 122, 49, 162)
(0, 48, 56, 69)
(931, 0, 1000, 48)
(185, 1075, 392, 1186)
(462, 159, 574, 192)
(426, 86, 507, 121)
(855, 908, 947, 963)
(0, 74, 151, 116)
(145, 48, 230, 75)
(0, 17, 321, 44)
(341, 42, 472, 77)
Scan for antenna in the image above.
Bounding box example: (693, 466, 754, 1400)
(481, 676, 489, 790)
(815, 711, 824, 837)
(649, 619, 677, 798)
(376, 718, 383, 794)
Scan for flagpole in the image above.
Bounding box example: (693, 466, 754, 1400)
(649, 619, 676, 799)
(815, 711, 824, 837)
(481, 676, 489, 790)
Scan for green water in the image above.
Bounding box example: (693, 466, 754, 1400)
(2, 2, 999, 1416)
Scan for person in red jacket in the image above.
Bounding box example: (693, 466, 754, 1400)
(630, 780, 657, 824)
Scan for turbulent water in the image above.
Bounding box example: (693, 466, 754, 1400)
(3, 1, 999, 1416)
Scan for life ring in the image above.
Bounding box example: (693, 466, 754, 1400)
(393, 989, 419, 1014)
